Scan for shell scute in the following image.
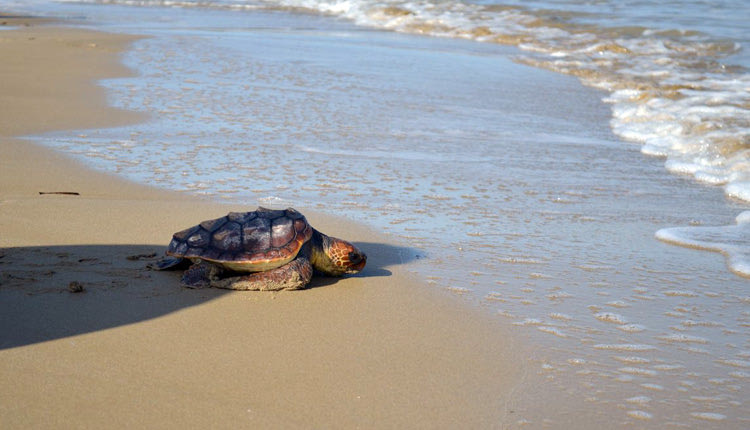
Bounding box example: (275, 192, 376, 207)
(256, 207, 285, 220)
(293, 218, 307, 232)
(200, 217, 228, 233)
(186, 229, 211, 248)
(218, 252, 236, 262)
(235, 253, 253, 262)
(173, 225, 200, 242)
(271, 216, 294, 248)
(201, 248, 222, 261)
(263, 248, 286, 262)
(281, 242, 297, 256)
(212, 221, 242, 252)
(285, 208, 305, 220)
(172, 240, 189, 256)
(227, 211, 256, 224)
(187, 247, 206, 257)
(242, 216, 272, 252)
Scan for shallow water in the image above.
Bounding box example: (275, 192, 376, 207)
(60, 0, 750, 201)
(4, 0, 750, 427)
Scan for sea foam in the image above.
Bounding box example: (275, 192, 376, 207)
(656, 211, 750, 278)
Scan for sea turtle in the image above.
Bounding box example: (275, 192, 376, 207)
(154, 207, 366, 291)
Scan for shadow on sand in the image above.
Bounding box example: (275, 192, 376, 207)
(0, 241, 422, 349)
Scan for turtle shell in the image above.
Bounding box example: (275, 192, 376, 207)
(166, 207, 313, 273)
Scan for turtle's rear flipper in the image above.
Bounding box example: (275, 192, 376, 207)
(149, 256, 190, 271)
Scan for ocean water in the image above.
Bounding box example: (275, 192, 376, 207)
(52, 0, 750, 199)
(3, 0, 750, 426)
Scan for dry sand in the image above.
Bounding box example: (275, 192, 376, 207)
(0, 17, 529, 428)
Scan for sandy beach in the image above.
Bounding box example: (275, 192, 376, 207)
(2, 6, 749, 428)
(0, 17, 530, 428)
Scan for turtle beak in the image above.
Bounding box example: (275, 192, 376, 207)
(347, 251, 367, 273)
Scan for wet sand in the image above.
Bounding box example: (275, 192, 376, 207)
(0, 17, 527, 428)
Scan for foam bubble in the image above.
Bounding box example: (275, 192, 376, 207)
(617, 324, 646, 333)
(594, 312, 628, 324)
(626, 396, 652, 405)
(626, 410, 653, 420)
(537, 326, 568, 338)
(736, 211, 750, 224)
(614, 356, 651, 364)
(681, 320, 723, 327)
(619, 367, 658, 377)
(594, 344, 656, 351)
(514, 318, 543, 326)
(663, 290, 699, 297)
(690, 412, 726, 421)
(657, 334, 709, 344)
(641, 383, 664, 391)
(725, 180, 750, 200)
(652, 364, 685, 371)
(605, 300, 629, 308)
(716, 359, 750, 368)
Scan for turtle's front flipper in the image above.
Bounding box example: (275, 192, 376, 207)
(180, 261, 225, 289)
(211, 257, 313, 291)
(150, 256, 190, 271)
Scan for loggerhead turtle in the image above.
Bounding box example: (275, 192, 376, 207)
(154, 207, 366, 291)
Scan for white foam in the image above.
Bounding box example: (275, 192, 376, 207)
(614, 356, 651, 364)
(681, 319, 723, 327)
(619, 367, 657, 377)
(537, 326, 568, 338)
(625, 396, 652, 405)
(656, 334, 709, 344)
(626, 410, 653, 420)
(640, 383, 664, 391)
(726, 181, 750, 202)
(652, 364, 684, 371)
(716, 359, 750, 368)
(514, 318, 543, 326)
(594, 312, 628, 325)
(690, 412, 726, 421)
(617, 324, 646, 333)
(594, 344, 656, 352)
(736, 211, 750, 224)
(605, 300, 630, 308)
(663, 290, 699, 297)
(656, 212, 750, 278)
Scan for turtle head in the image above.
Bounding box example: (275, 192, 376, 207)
(310, 230, 367, 276)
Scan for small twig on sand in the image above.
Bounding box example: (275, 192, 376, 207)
(39, 191, 80, 196)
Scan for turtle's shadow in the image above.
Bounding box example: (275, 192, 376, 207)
(306, 241, 424, 288)
(0, 241, 423, 349)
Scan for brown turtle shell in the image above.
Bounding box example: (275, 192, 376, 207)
(166, 207, 313, 272)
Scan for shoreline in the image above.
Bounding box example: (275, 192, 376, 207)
(0, 16, 532, 428)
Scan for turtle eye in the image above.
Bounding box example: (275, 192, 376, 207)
(348, 252, 362, 265)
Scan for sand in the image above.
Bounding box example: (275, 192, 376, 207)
(0, 17, 529, 428)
